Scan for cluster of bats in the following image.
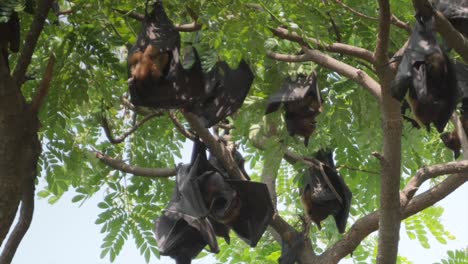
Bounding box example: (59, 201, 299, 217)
(1, 0, 467, 263)
(392, 0, 468, 159)
(127, 2, 353, 263)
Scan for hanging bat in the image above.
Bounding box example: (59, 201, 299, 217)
(265, 72, 323, 147)
(278, 233, 304, 264)
(433, 0, 468, 37)
(154, 140, 274, 262)
(391, 15, 458, 133)
(439, 60, 468, 160)
(190, 59, 254, 128)
(300, 150, 352, 233)
(0, 11, 20, 73)
(127, 2, 206, 109)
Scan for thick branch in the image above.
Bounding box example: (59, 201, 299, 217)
(0, 179, 34, 264)
(95, 151, 175, 178)
(271, 27, 375, 64)
(101, 112, 160, 144)
(320, 173, 468, 263)
(13, 0, 55, 87)
(301, 48, 382, 99)
(401, 160, 468, 207)
(30, 54, 56, 114)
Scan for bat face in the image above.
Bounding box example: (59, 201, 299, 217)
(300, 150, 352, 233)
(190, 60, 255, 128)
(265, 73, 322, 146)
(440, 130, 461, 159)
(391, 16, 458, 133)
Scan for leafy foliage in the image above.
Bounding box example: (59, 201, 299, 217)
(11, 0, 463, 262)
(435, 249, 468, 264)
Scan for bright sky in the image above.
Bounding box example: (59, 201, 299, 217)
(7, 145, 468, 264)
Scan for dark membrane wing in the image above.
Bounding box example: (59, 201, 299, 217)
(165, 210, 220, 253)
(411, 62, 430, 103)
(323, 166, 352, 233)
(194, 60, 254, 127)
(265, 73, 318, 114)
(208, 217, 231, 244)
(454, 61, 468, 101)
(154, 214, 207, 262)
(391, 54, 412, 101)
(227, 180, 274, 247)
(279, 233, 304, 264)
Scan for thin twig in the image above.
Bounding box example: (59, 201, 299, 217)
(101, 112, 161, 144)
(30, 54, 56, 114)
(168, 111, 196, 140)
(337, 165, 380, 175)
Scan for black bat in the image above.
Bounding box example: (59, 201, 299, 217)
(300, 150, 352, 233)
(154, 140, 274, 262)
(391, 15, 458, 133)
(439, 61, 468, 160)
(265, 72, 323, 147)
(190, 59, 254, 128)
(0, 11, 20, 73)
(433, 0, 468, 37)
(127, 2, 206, 109)
(278, 233, 304, 264)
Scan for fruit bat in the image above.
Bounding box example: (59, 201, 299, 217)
(0, 11, 20, 73)
(190, 59, 254, 128)
(300, 150, 352, 233)
(391, 15, 458, 133)
(154, 140, 274, 262)
(265, 72, 323, 147)
(440, 130, 461, 159)
(432, 0, 468, 37)
(278, 233, 304, 264)
(438, 61, 468, 160)
(401, 99, 421, 129)
(127, 2, 206, 109)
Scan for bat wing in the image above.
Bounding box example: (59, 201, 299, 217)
(195, 60, 254, 127)
(164, 209, 220, 253)
(278, 233, 304, 264)
(454, 61, 468, 102)
(227, 180, 274, 247)
(154, 213, 208, 262)
(434, 0, 468, 37)
(392, 17, 441, 101)
(265, 74, 318, 114)
(322, 166, 352, 233)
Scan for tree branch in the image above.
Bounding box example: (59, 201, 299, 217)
(301, 48, 382, 99)
(0, 178, 35, 264)
(112, 8, 201, 32)
(94, 151, 176, 178)
(320, 172, 468, 263)
(333, 0, 411, 33)
(266, 49, 381, 99)
(271, 27, 376, 64)
(101, 112, 160, 144)
(30, 54, 56, 114)
(183, 112, 248, 181)
(168, 111, 196, 140)
(13, 0, 55, 87)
